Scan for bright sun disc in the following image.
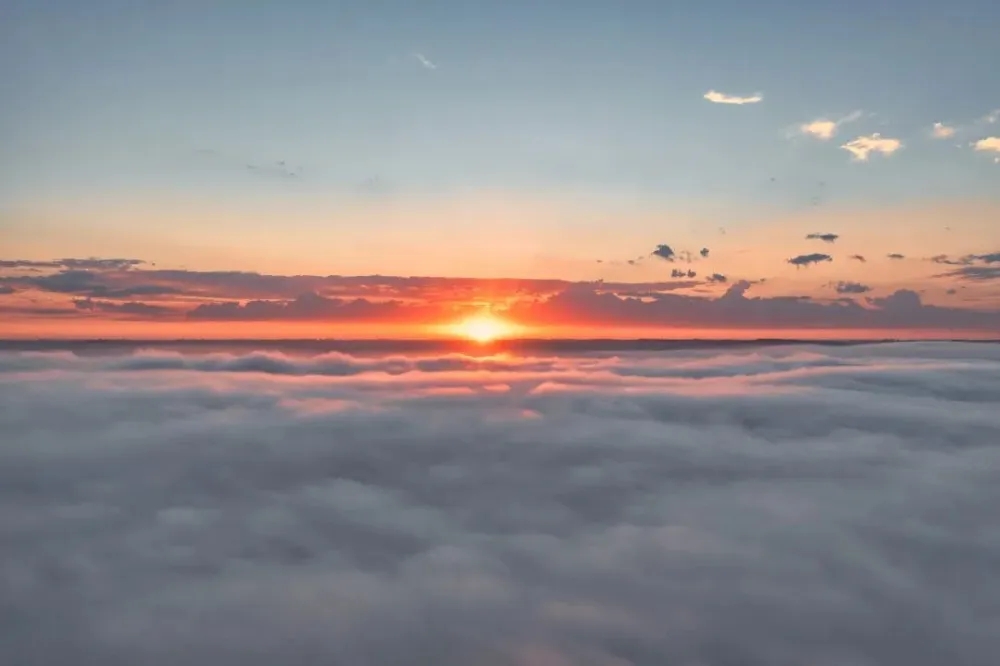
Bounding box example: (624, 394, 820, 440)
(452, 315, 517, 343)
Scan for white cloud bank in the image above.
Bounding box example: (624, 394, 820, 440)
(2, 343, 1000, 665)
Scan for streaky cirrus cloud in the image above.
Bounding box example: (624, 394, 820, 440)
(850, 254, 867, 262)
(797, 110, 863, 140)
(703, 89, 762, 105)
(413, 52, 437, 69)
(806, 233, 839, 243)
(841, 133, 903, 161)
(2, 342, 1000, 665)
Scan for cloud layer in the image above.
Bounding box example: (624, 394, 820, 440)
(2, 342, 1000, 664)
(5, 258, 1000, 334)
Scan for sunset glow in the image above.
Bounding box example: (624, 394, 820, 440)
(448, 314, 521, 343)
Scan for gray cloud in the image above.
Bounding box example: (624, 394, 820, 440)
(651, 244, 676, 261)
(2, 343, 1000, 665)
(707, 273, 728, 283)
(700, 247, 710, 258)
(787, 253, 833, 267)
(671, 269, 697, 279)
(887, 253, 905, 260)
(806, 233, 839, 243)
(834, 281, 872, 294)
(849, 254, 867, 262)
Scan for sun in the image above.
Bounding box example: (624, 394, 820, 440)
(450, 314, 519, 343)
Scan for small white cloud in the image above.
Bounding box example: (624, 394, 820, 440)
(703, 89, 763, 105)
(840, 133, 903, 162)
(412, 52, 437, 70)
(797, 110, 862, 140)
(974, 137, 1000, 153)
(931, 122, 956, 139)
(984, 109, 999, 124)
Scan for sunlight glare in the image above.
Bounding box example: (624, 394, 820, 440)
(451, 314, 519, 343)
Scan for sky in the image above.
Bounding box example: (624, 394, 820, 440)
(3, 340, 1000, 663)
(1, 0, 999, 338)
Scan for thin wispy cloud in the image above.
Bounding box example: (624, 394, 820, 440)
(703, 89, 763, 105)
(931, 122, 956, 139)
(797, 110, 863, 140)
(412, 52, 437, 69)
(841, 133, 903, 161)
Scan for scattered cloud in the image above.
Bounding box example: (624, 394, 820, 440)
(703, 89, 762, 105)
(833, 281, 872, 294)
(798, 110, 863, 140)
(806, 233, 839, 243)
(2, 343, 1000, 664)
(931, 122, 956, 139)
(651, 245, 676, 261)
(413, 52, 437, 69)
(887, 253, 905, 260)
(4, 258, 1000, 333)
(247, 160, 300, 178)
(699, 248, 710, 258)
(973, 137, 1000, 153)
(932, 252, 1000, 282)
(850, 254, 867, 263)
(707, 273, 727, 283)
(841, 133, 903, 161)
(787, 253, 833, 267)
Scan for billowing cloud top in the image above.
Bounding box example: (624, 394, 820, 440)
(2, 341, 1000, 664)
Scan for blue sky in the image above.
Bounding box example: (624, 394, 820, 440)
(1, 0, 998, 284)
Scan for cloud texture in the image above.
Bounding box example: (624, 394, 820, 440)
(2, 342, 1000, 665)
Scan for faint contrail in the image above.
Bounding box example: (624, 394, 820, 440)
(413, 52, 437, 69)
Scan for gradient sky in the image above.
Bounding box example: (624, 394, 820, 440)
(1, 0, 999, 337)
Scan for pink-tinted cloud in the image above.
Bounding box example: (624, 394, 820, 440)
(2, 257, 1000, 335)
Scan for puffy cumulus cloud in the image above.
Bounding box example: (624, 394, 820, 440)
(2, 342, 1000, 665)
(703, 89, 762, 105)
(650, 244, 676, 261)
(797, 111, 862, 140)
(932, 122, 956, 139)
(841, 133, 903, 161)
(973, 137, 1000, 153)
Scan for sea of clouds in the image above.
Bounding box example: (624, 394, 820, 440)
(2, 342, 1000, 665)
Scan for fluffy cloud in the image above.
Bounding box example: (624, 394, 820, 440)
(798, 111, 862, 140)
(973, 137, 1000, 153)
(931, 122, 956, 139)
(703, 89, 762, 105)
(841, 133, 903, 161)
(2, 342, 1000, 665)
